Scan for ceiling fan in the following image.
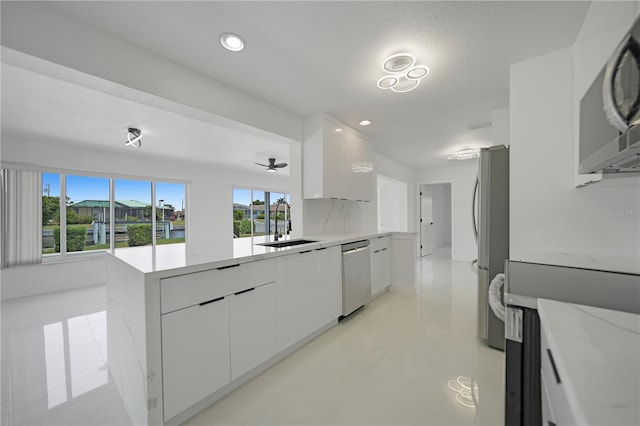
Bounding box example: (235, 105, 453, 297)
(255, 158, 288, 173)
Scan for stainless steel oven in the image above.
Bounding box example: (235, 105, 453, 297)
(504, 260, 640, 426)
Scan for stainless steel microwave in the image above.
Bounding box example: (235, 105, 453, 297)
(579, 15, 640, 173)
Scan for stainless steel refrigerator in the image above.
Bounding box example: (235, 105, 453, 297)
(473, 145, 509, 350)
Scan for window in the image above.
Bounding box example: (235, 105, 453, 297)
(42, 173, 61, 255)
(233, 187, 291, 241)
(41, 173, 186, 259)
(156, 182, 186, 245)
(114, 179, 152, 250)
(66, 175, 109, 253)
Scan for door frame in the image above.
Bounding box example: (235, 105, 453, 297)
(418, 181, 454, 258)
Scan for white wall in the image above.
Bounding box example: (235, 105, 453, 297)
(373, 152, 417, 233)
(509, 1, 640, 273)
(377, 175, 408, 233)
(0, 134, 291, 298)
(416, 163, 478, 262)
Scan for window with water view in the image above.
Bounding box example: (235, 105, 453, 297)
(233, 188, 291, 240)
(42, 173, 186, 257)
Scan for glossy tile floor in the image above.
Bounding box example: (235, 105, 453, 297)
(1, 246, 504, 425)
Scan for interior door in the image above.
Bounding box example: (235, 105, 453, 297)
(420, 188, 434, 256)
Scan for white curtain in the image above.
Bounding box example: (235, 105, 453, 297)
(1, 169, 42, 268)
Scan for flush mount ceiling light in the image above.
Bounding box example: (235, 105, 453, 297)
(382, 53, 416, 73)
(377, 52, 430, 93)
(377, 75, 399, 90)
(447, 148, 480, 160)
(125, 128, 142, 148)
(359, 120, 372, 126)
(406, 65, 430, 80)
(391, 76, 420, 93)
(220, 32, 245, 52)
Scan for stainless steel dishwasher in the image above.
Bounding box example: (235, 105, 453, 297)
(341, 240, 371, 317)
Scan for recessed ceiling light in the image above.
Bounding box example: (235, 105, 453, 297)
(377, 75, 399, 90)
(382, 53, 416, 73)
(359, 120, 372, 126)
(220, 32, 245, 52)
(406, 65, 430, 80)
(391, 76, 420, 93)
(447, 148, 480, 160)
(335, 128, 343, 132)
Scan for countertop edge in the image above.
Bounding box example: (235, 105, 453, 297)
(107, 232, 415, 278)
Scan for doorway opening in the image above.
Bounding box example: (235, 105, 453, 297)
(420, 183, 452, 257)
(377, 175, 408, 232)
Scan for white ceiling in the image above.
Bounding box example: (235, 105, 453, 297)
(3, 1, 590, 171)
(1, 64, 291, 175)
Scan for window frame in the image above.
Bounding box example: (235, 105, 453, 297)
(233, 185, 291, 243)
(9, 163, 191, 264)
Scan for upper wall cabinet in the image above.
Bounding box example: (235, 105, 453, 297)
(303, 115, 374, 201)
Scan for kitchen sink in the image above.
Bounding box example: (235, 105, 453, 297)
(257, 239, 318, 248)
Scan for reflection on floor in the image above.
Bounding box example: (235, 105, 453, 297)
(1, 245, 504, 425)
(1, 286, 130, 426)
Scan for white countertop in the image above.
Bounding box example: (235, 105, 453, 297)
(537, 299, 640, 425)
(109, 232, 416, 277)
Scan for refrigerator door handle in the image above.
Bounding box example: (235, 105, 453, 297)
(472, 176, 479, 243)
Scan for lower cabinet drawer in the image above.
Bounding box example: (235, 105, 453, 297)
(540, 324, 576, 425)
(160, 259, 275, 313)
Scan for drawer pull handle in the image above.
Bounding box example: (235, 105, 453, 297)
(200, 296, 224, 306)
(547, 349, 561, 384)
(381, 248, 388, 251)
(299, 250, 313, 254)
(234, 287, 255, 296)
(217, 264, 240, 270)
(315, 247, 327, 251)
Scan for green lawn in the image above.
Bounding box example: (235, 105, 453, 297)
(43, 239, 185, 254)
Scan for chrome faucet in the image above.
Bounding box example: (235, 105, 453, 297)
(273, 198, 289, 241)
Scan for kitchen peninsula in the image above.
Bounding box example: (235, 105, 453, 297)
(105, 232, 416, 425)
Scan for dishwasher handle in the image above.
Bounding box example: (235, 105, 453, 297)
(342, 246, 369, 255)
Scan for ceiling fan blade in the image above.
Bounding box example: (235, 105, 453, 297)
(254, 162, 269, 167)
(274, 163, 288, 168)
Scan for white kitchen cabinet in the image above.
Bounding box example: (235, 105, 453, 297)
(161, 297, 231, 421)
(370, 236, 392, 297)
(160, 260, 274, 314)
(229, 282, 276, 380)
(275, 246, 342, 351)
(303, 114, 373, 201)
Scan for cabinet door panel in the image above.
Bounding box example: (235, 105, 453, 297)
(275, 247, 341, 351)
(161, 298, 231, 421)
(229, 282, 276, 380)
(275, 251, 317, 350)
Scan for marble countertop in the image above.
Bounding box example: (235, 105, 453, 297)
(537, 299, 640, 425)
(510, 248, 640, 274)
(109, 232, 416, 277)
